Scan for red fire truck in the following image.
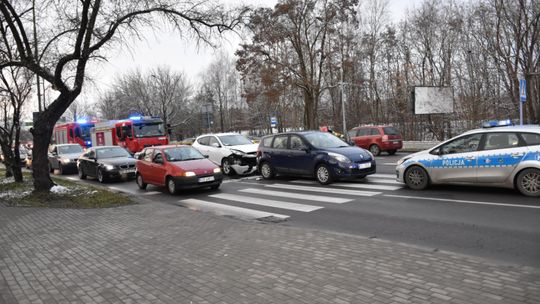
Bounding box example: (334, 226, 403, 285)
(90, 116, 168, 153)
(53, 120, 96, 148)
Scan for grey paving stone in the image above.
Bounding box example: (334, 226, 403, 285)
(0, 201, 539, 304)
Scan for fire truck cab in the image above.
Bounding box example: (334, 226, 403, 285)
(91, 116, 168, 153)
(53, 120, 95, 148)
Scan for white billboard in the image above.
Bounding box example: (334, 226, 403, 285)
(413, 86, 454, 114)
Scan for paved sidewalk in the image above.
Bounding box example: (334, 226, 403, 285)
(0, 200, 539, 304)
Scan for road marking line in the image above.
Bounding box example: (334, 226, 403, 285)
(383, 194, 540, 209)
(331, 182, 402, 191)
(178, 199, 289, 220)
(210, 193, 323, 212)
(267, 184, 381, 197)
(291, 180, 401, 191)
(107, 186, 138, 194)
(382, 162, 397, 165)
(143, 191, 161, 195)
(365, 178, 403, 185)
(239, 188, 349, 204)
(371, 174, 396, 179)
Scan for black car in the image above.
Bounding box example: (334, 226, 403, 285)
(48, 144, 84, 174)
(257, 131, 376, 184)
(77, 146, 136, 183)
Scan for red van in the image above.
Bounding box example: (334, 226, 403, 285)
(135, 145, 223, 194)
(348, 125, 403, 156)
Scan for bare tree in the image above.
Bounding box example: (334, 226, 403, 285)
(0, 0, 245, 191)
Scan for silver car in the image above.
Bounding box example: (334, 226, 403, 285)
(396, 124, 540, 196)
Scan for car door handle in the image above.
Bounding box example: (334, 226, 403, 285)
(511, 153, 524, 158)
(464, 156, 475, 160)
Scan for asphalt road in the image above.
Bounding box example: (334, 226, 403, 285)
(55, 152, 540, 267)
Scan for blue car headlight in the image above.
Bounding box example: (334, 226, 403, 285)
(328, 152, 351, 164)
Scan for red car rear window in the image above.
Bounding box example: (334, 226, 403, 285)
(383, 127, 400, 135)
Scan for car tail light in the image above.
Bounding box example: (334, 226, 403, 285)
(382, 135, 389, 142)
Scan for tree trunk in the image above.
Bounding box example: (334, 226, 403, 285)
(303, 91, 317, 130)
(31, 116, 55, 191)
(31, 93, 75, 192)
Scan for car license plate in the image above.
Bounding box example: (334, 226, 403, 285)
(120, 169, 136, 174)
(198, 176, 215, 183)
(358, 163, 372, 169)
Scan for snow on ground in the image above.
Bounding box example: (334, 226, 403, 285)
(50, 185, 72, 194)
(0, 190, 31, 199)
(0, 177, 15, 185)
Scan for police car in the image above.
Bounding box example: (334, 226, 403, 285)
(396, 121, 540, 196)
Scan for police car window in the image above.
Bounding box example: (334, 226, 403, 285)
(440, 134, 482, 155)
(521, 133, 540, 146)
(272, 135, 288, 149)
(290, 136, 307, 150)
(144, 149, 154, 162)
(483, 133, 519, 151)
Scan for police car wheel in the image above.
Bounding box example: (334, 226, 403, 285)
(516, 168, 540, 197)
(404, 166, 429, 190)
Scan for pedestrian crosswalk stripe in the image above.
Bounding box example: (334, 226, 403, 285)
(210, 193, 323, 212)
(371, 173, 396, 179)
(143, 191, 161, 195)
(331, 182, 402, 191)
(290, 180, 401, 191)
(238, 188, 351, 204)
(288, 178, 401, 186)
(178, 198, 289, 220)
(365, 178, 403, 185)
(266, 184, 381, 196)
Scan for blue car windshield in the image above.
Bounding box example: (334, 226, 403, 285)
(304, 132, 349, 148)
(164, 147, 205, 162)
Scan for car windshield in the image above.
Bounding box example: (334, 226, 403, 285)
(164, 147, 205, 162)
(304, 132, 349, 148)
(383, 127, 400, 135)
(58, 145, 83, 155)
(218, 135, 252, 146)
(133, 123, 165, 138)
(96, 147, 131, 159)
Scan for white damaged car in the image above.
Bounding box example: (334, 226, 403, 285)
(192, 133, 258, 175)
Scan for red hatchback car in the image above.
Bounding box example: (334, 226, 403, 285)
(136, 145, 223, 194)
(348, 125, 403, 156)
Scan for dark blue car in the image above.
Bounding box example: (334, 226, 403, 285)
(257, 131, 376, 184)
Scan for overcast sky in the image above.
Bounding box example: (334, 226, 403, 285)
(76, 0, 422, 108)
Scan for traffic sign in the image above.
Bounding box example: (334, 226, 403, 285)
(270, 116, 277, 127)
(520, 79, 526, 103)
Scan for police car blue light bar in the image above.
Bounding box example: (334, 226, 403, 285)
(482, 119, 513, 128)
(76, 118, 88, 124)
(129, 115, 143, 121)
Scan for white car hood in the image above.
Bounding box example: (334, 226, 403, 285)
(227, 144, 259, 153)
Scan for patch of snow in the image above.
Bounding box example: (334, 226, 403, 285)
(0, 177, 15, 185)
(0, 190, 31, 199)
(50, 185, 72, 194)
